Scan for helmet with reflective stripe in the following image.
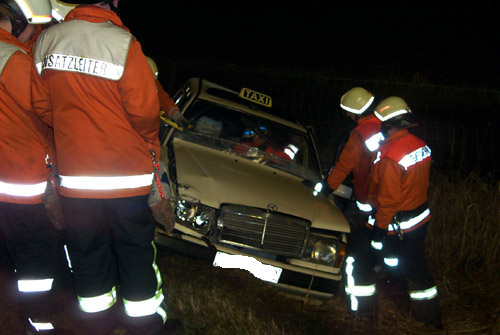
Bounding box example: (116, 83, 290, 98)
(145, 56, 158, 80)
(374, 96, 415, 129)
(340, 87, 375, 115)
(0, 0, 51, 36)
(59, 0, 103, 3)
(59, 0, 119, 14)
(50, 0, 76, 22)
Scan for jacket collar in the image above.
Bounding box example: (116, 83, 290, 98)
(357, 113, 378, 125)
(65, 5, 130, 32)
(380, 128, 409, 146)
(0, 28, 31, 53)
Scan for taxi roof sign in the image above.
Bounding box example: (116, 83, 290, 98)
(239, 88, 272, 108)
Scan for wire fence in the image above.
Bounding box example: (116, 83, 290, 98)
(156, 56, 499, 178)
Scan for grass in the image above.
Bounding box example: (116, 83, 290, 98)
(1, 170, 499, 334)
(156, 169, 500, 335)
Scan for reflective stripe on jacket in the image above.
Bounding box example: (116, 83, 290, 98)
(368, 129, 432, 231)
(327, 114, 382, 204)
(32, 5, 160, 199)
(0, 31, 52, 204)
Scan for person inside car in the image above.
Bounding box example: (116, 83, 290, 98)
(234, 128, 292, 162)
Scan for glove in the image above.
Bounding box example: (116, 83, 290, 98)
(176, 114, 191, 129)
(171, 108, 191, 129)
(370, 225, 388, 250)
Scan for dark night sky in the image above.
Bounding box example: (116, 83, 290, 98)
(120, 3, 498, 88)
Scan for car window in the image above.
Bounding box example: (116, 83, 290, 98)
(176, 99, 321, 182)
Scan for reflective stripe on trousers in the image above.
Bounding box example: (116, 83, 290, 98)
(344, 256, 376, 311)
(17, 278, 54, 292)
(409, 286, 438, 300)
(19, 279, 56, 331)
(123, 242, 166, 323)
(29, 318, 55, 331)
(384, 257, 399, 267)
(78, 286, 117, 313)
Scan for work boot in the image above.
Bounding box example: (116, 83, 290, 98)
(164, 318, 184, 335)
(411, 297, 443, 329)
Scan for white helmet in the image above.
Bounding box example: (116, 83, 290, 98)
(50, 0, 76, 22)
(145, 56, 158, 80)
(374, 96, 415, 129)
(0, 0, 52, 36)
(374, 96, 411, 121)
(340, 87, 375, 115)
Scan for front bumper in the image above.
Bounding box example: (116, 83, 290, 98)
(154, 227, 341, 301)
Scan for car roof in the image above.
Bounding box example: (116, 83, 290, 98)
(190, 78, 308, 134)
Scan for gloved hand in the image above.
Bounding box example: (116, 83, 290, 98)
(370, 225, 388, 250)
(175, 114, 191, 129)
(171, 108, 191, 129)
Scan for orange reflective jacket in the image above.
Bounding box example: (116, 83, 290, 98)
(0, 29, 53, 204)
(156, 80, 179, 119)
(327, 114, 382, 204)
(368, 129, 432, 232)
(32, 6, 160, 199)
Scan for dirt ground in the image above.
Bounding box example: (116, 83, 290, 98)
(2, 237, 500, 335)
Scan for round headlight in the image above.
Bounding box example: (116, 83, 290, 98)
(311, 240, 336, 264)
(195, 212, 211, 227)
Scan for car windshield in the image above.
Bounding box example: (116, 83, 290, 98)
(173, 99, 321, 182)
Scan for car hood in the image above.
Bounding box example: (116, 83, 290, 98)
(170, 138, 349, 233)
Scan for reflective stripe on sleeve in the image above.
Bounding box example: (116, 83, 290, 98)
(0, 180, 47, 197)
(60, 174, 153, 190)
(409, 286, 438, 300)
(18, 278, 54, 292)
(356, 201, 373, 213)
(78, 286, 117, 313)
(284, 144, 299, 160)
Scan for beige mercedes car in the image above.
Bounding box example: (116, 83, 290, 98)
(155, 78, 350, 300)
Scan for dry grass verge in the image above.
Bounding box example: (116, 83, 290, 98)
(158, 169, 500, 334)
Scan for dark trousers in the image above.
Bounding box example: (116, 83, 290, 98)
(345, 224, 442, 325)
(0, 202, 69, 326)
(61, 195, 165, 335)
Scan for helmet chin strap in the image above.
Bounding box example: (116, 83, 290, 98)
(9, 16, 27, 38)
(380, 123, 393, 138)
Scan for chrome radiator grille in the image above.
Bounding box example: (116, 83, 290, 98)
(217, 205, 309, 257)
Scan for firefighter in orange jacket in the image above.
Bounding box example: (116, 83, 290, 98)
(327, 87, 383, 231)
(145, 55, 190, 129)
(31, 1, 171, 334)
(0, 1, 73, 334)
(343, 96, 442, 327)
